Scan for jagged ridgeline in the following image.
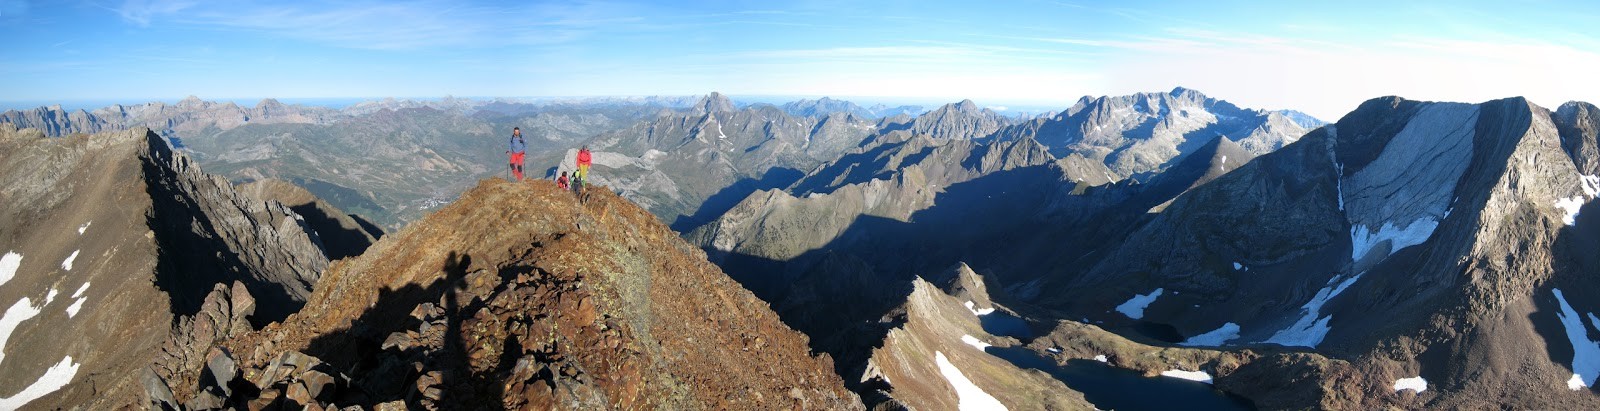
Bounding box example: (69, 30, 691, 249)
(0, 124, 328, 408)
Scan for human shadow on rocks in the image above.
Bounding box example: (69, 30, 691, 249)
(300, 251, 507, 409)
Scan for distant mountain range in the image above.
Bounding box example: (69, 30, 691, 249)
(14, 87, 1600, 409)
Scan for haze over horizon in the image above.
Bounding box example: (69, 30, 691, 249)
(3, 0, 1599, 120)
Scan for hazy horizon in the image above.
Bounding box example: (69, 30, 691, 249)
(5, 1, 1600, 120)
(0, 93, 1082, 116)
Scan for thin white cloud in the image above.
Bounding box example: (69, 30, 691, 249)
(1088, 28, 1600, 120)
(114, 0, 638, 50)
(118, 0, 197, 27)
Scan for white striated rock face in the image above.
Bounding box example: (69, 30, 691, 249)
(1342, 103, 1478, 266)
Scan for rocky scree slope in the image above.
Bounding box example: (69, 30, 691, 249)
(0, 125, 329, 409)
(177, 179, 861, 409)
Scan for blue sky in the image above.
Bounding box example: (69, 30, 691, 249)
(2, 0, 1599, 120)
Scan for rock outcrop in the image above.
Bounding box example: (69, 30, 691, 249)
(861, 265, 1092, 410)
(237, 178, 383, 261)
(169, 179, 861, 409)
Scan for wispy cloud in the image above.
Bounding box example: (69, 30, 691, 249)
(114, 0, 641, 50)
(117, 0, 196, 27)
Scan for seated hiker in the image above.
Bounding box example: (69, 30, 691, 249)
(556, 171, 570, 190)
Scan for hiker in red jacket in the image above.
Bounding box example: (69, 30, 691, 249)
(556, 171, 570, 190)
(576, 145, 592, 186)
(507, 127, 526, 181)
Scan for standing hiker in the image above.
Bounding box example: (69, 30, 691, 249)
(508, 127, 527, 181)
(576, 145, 592, 187)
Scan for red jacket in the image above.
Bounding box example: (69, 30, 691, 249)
(577, 149, 592, 166)
(556, 175, 569, 189)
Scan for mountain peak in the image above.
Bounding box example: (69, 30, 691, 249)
(956, 99, 979, 111)
(694, 91, 736, 114)
(1169, 86, 1202, 97)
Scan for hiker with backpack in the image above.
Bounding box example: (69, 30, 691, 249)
(575, 145, 592, 188)
(507, 127, 527, 181)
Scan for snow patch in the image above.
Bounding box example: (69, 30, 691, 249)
(0, 252, 21, 287)
(0, 297, 45, 365)
(1181, 322, 1240, 347)
(70, 283, 89, 299)
(1114, 288, 1163, 320)
(1552, 288, 1600, 390)
(1093, 355, 1108, 363)
(0, 356, 81, 409)
(1350, 217, 1438, 262)
(715, 120, 727, 139)
(61, 250, 79, 271)
(964, 301, 996, 316)
(77, 221, 90, 235)
(961, 335, 992, 351)
(934, 351, 1009, 411)
(65, 298, 86, 318)
(1556, 196, 1585, 226)
(1219, 155, 1227, 171)
(1265, 273, 1363, 348)
(43, 288, 58, 306)
(1335, 162, 1345, 211)
(1393, 376, 1427, 393)
(1160, 369, 1213, 384)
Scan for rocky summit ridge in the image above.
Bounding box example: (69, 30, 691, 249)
(161, 179, 861, 409)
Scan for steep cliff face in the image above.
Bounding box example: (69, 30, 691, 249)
(0, 125, 328, 409)
(184, 179, 860, 409)
(1027, 96, 1600, 408)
